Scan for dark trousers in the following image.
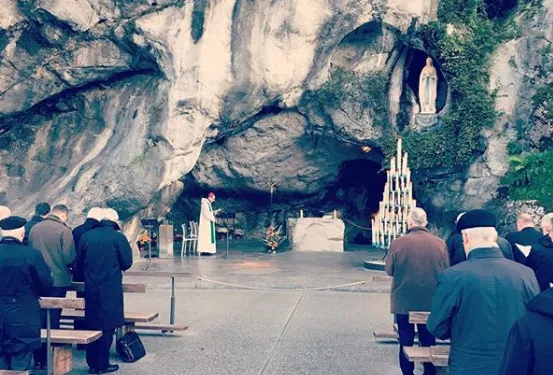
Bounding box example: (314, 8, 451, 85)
(86, 329, 115, 371)
(0, 351, 33, 371)
(34, 286, 68, 365)
(396, 314, 437, 375)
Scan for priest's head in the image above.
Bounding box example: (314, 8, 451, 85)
(207, 192, 216, 203)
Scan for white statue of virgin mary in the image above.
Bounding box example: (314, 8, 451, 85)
(419, 57, 438, 114)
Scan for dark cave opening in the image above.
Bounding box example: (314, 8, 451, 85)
(168, 153, 387, 246)
(405, 49, 448, 114)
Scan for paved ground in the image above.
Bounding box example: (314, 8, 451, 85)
(67, 246, 411, 375)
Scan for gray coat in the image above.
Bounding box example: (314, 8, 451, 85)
(427, 247, 540, 375)
(29, 215, 76, 287)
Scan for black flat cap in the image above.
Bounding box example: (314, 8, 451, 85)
(0, 216, 27, 230)
(457, 209, 497, 232)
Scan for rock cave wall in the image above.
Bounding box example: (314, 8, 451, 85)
(1, 0, 552, 246)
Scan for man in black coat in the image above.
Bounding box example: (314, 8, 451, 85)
(505, 213, 543, 264)
(499, 286, 553, 375)
(0, 216, 53, 371)
(74, 209, 133, 374)
(446, 212, 515, 266)
(428, 209, 540, 375)
(72, 207, 104, 345)
(525, 214, 553, 292)
(23, 202, 51, 245)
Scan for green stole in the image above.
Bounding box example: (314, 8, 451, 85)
(208, 202, 215, 244)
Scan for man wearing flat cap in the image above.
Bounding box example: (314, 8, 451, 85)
(427, 209, 540, 375)
(0, 216, 53, 371)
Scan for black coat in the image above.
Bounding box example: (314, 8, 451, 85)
(75, 221, 133, 330)
(427, 247, 540, 375)
(525, 236, 553, 292)
(71, 218, 100, 282)
(446, 232, 514, 266)
(506, 227, 543, 264)
(0, 237, 53, 354)
(22, 215, 43, 246)
(500, 288, 553, 375)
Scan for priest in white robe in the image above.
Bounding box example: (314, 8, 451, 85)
(197, 192, 220, 255)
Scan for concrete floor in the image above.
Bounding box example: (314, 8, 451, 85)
(68, 247, 405, 375)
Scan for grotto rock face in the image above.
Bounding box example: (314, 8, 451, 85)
(0, 0, 438, 239)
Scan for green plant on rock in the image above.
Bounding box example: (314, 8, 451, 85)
(397, 0, 528, 171)
(503, 150, 553, 210)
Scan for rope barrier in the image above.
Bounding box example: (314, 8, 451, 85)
(343, 218, 372, 231)
(197, 277, 371, 291)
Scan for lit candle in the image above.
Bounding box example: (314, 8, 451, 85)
(333, 210, 337, 219)
(397, 138, 402, 174)
(390, 157, 396, 175)
(300, 210, 304, 218)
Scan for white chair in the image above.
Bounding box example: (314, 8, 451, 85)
(192, 222, 199, 255)
(181, 224, 196, 258)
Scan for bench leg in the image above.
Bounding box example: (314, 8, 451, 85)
(53, 344, 72, 375)
(436, 367, 449, 375)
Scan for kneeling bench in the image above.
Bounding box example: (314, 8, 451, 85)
(0, 371, 29, 375)
(41, 329, 102, 375)
(403, 346, 450, 375)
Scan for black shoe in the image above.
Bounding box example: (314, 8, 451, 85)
(34, 363, 47, 371)
(97, 364, 119, 374)
(89, 369, 98, 374)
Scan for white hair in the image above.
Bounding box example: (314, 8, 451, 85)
(542, 213, 553, 232)
(456, 212, 466, 224)
(103, 208, 119, 222)
(87, 207, 105, 221)
(0, 206, 11, 221)
(409, 208, 428, 227)
(462, 227, 498, 245)
(1, 227, 25, 241)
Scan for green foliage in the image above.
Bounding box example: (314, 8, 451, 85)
(401, 0, 527, 170)
(503, 150, 553, 210)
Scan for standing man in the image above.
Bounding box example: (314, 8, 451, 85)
(505, 213, 543, 263)
(28, 204, 76, 369)
(72, 207, 104, 343)
(446, 213, 466, 266)
(75, 209, 133, 374)
(385, 208, 449, 375)
(197, 192, 221, 255)
(499, 283, 553, 375)
(23, 202, 51, 245)
(447, 212, 514, 265)
(73, 207, 104, 250)
(0, 206, 11, 240)
(427, 209, 540, 375)
(525, 213, 553, 292)
(0, 216, 53, 371)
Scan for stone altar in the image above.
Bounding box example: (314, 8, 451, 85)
(158, 224, 174, 258)
(287, 218, 345, 252)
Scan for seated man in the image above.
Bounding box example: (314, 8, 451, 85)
(0, 216, 53, 371)
(428, 209, 540, 375)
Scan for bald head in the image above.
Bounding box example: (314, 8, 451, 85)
(0, 206, 11, 221)
(408, 208, 428, 228)
(516, 213, 535, 231)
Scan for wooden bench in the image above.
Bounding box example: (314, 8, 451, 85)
(70, 281, 147, 293)
(409, 311, 430, 325)
(62, 309, 158, 323)
(403, 346, 450, 375)
(40, 297, 102, 375)
(0, 371, 29, 375)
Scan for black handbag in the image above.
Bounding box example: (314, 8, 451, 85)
(116, 332, 146, 363)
